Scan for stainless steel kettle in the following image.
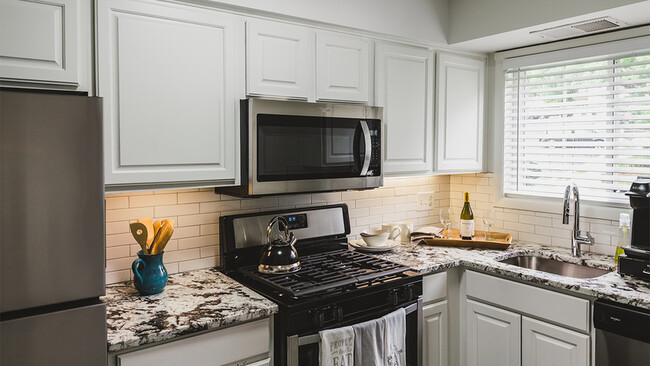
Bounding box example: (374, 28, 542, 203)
(258, 216, 300, 274)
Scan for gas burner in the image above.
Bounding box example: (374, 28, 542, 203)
(238, 249, 411, 298)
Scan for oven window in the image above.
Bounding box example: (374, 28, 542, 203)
(298, 343, 319, 366)
(257, 114, 376, 181)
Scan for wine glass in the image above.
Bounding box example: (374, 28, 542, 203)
(439, 208, 452, 239)
(483, 209, 496, 240)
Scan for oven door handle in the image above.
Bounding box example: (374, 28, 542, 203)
(359, 120, 371, 176)
(287, 300, 421, 355)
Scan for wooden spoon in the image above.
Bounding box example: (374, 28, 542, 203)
(150, 219, 174, 254)
(129, 222, 149, 255)
(137, 217, 155, 249)
(153, 220, 162, 236)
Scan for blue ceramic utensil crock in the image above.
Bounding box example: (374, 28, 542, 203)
(132, 250, 167, 295)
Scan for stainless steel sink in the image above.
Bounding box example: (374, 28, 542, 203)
(499, 255, 611, 279)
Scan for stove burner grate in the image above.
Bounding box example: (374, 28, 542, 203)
(238, 249, 410, 298)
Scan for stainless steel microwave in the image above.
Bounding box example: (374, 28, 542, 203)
(216, 98, 383, 197)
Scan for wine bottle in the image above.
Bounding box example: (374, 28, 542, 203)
(460, 192, 474, 240)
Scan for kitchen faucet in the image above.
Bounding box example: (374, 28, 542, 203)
(562, 184, 594, 257)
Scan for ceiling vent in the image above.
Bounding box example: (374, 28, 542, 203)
(530, 17, 627, 40)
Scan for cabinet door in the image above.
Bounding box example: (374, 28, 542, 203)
(522, 317, 589, 366)
(117, 318, 270, 366)
(97, 0, 243, 189)
(316, 32, 370, 103)
(466, 299, 521, 366)
(435, 53, 485, 172)
(0, 0, 90, 91)
(423, 300, 448, 366)
(375, 43, 434, 175)
(247, 19, 314, 100)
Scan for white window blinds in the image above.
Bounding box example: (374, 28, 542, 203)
(504, 52, 650, 204)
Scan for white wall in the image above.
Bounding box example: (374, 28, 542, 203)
(448, 0, 645, 44)
(207, 0, 449, 44)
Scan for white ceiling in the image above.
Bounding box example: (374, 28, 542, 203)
(450, 1, 650, 53)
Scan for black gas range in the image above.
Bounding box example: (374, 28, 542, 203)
(220, 204, 423, 366)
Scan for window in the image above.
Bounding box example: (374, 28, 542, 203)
(503, 49, 650, 205)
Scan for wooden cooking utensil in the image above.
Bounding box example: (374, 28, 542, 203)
(137, 217, 155, 248)
(153, 220, 162, 236)
(129, 222, 150, 255)
(150, 219, 174, 255)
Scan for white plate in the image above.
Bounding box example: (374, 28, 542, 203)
(349, 239, 401, 253)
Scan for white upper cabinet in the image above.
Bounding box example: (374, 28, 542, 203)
(97, 0, 243, 190)
(316, 31, 371, 103)
(435, 53, 485, 172)
(0, 0, 90, 91)
(375, 42, 434, 175)
(247, 19, 315, 100)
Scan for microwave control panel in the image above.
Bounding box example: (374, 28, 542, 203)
(367, 119, 381, 176)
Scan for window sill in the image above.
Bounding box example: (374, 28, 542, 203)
(494, 195, 631, 221)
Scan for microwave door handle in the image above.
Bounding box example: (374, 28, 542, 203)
(360, 120, 371, 176)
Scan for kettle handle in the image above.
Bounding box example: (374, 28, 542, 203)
(132, 258, 145, 284)
(267, 216, 290, 244)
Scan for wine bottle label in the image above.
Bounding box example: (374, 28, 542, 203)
(460, 219, 474, 238)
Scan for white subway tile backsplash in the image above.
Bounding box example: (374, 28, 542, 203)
(106, 173, 620, 284)
(104, 176, 448, 283)
(178, 257, 218, 272)
(178, 235, 218, 250)
(278, 194, 312, 206)
(200, 223, 219, 236)
(356, 198, 384, 208)
(177, 191, 220, 204)
(105, 196, 129, 210)
(241, 197, 279, 209)
(199, 200, 242, 213)
(129, 194, 177, 208)
(154, 203, 200, 217)
(105, 207, 154, 222)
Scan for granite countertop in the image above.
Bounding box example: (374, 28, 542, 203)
(369, 240, 650, 309)
(104, 268, 278, 352)
(105, 241, 649, 353)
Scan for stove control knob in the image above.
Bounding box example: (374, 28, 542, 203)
(388, 290, 399, 306)
(312, 311, 325, 327)
(335, 306, 344, 322)
(403, 286, 414, 301)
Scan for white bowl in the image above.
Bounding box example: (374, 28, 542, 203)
(360, 229, 389, 247)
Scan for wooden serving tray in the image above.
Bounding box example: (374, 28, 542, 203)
(422, 229, 512, 250)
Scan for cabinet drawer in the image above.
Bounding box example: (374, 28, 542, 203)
(423, 271, 447, 303)
(466, 270, 590, 332)
(117, 318, 270, 366)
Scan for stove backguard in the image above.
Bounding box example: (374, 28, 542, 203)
(220, 204, 351, 270)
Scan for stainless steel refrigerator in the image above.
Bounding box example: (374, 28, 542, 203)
(1, 89, 107, 365)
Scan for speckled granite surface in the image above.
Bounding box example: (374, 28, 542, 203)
(104, 268, 278, 352)
(368, 240, 650, 309)
(105, 241, 649, 353)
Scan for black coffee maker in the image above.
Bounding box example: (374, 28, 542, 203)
(618, 177, 650, 281)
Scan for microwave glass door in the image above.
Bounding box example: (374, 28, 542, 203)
(257, 114, 379, 182)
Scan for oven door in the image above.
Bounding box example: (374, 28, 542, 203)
(286, 298, 422, 366)
(250, 101, 382, 195)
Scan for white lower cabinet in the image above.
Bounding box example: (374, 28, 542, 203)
(97, 0, 243, 189)
(521, 317, 589, 366)
(115, 318, 271, 366)
(466, 299, 521, 366)
(423, 300, 448, 366)
(464, 270, 591, 366)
